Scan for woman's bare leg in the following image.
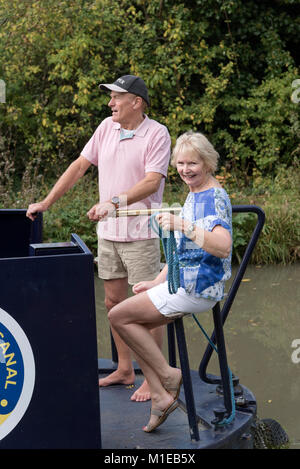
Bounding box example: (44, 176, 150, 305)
(108, 291, 182, 429)
(129, 349, 177, 430)
(130, 325, 164, 402)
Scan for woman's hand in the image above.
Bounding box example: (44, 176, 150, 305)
(156, 213, 183, 232)
(132, 280, 158, 295)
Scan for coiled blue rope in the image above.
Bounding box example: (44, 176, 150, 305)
(150, 213, 235, 426)
(150, 214, 180, 294)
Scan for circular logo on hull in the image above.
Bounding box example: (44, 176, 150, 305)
(0, 307, 35, 441)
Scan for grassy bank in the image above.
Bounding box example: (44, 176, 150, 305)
(1, 164, 299, 265)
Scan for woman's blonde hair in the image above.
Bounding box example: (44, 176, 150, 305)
(171, 131, 219, 174)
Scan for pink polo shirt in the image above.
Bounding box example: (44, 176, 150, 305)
(81, 115, 171, 241)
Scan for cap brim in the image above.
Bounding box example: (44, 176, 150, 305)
(99, 83, 127, 92)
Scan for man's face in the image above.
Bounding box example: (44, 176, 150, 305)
(108, 91, 137, 127)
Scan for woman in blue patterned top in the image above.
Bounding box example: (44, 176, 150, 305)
(108, 131, 232, 433)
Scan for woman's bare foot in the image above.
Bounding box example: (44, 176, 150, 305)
(130, 380, 151, 402)
(99, 369, 135, 387)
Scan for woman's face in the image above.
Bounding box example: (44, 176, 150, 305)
(176, 150, 208, 192)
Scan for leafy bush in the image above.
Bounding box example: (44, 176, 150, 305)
(42, 174, 99, 253)
(0, 0, 299, 181)
(0, 0, 299, 263)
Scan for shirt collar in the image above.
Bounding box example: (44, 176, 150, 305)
(113, 114, 150, 137)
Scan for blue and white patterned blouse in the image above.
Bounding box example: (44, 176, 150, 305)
(176, 188, 232, 301)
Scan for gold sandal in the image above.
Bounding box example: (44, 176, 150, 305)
(143, 399, 179, 433)
(165, 376, 183, 400)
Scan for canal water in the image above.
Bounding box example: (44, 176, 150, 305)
(94, 263, 300, 449)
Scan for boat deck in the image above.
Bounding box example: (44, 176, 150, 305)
(99, 359, 256, 450)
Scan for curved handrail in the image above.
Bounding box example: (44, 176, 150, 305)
(199, 205, 265, 383)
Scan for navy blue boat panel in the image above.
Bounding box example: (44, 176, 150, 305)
(0, 210, 42, 258)
(0, 236, 101, 449)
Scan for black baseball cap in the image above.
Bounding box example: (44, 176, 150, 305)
(99, 75, 150, 106)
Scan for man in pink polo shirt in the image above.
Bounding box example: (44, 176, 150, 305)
(26, 75, 171, 401)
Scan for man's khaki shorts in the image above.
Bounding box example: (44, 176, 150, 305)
(97, 238, 161, 285)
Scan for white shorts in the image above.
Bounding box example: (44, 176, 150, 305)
(146, 282, 216, 319)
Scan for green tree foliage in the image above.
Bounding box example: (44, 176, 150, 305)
(0, 0, 299, 180)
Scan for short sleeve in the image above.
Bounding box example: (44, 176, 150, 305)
(81, 118, 109, 166)
(209, 189, 232, 233)
(144, 127, 171, 177)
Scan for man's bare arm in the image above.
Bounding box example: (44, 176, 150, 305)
(26, 155, 91, 220)
(87, 172, 164, 221)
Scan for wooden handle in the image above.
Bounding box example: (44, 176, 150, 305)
(116, 207, 182, 217)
